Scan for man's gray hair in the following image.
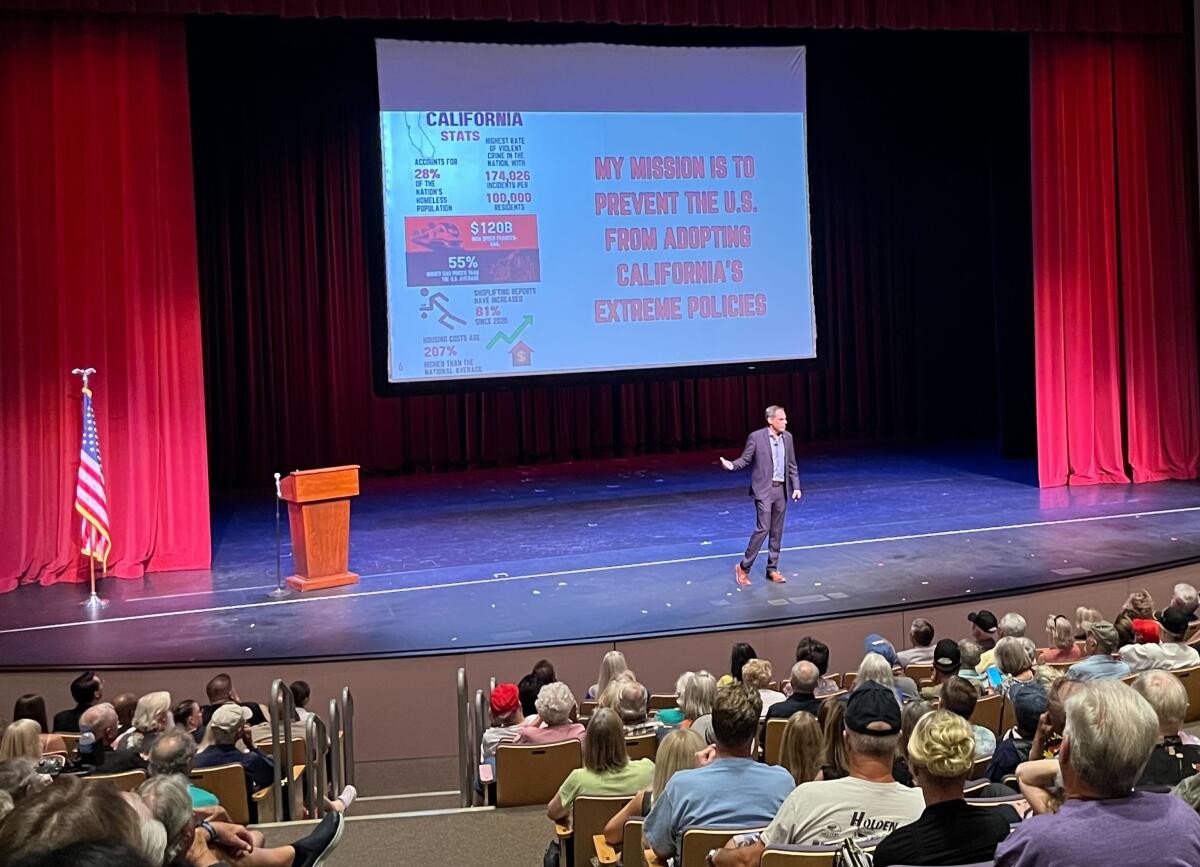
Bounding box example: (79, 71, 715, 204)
(1131, 670, 1188, 731)
(137, 773, 194, 864)
(846, 730, 900, 760)
(958, 639, 982, 669)
(994, 636, 1032, 676)
(1173, 583, 1199, 617)
(616, 681, 649, 724)
(765, 405, 784, 421)
(790, 661, 820, 695)
(80, 702, 118, 743)
(149, 727, 197, 777)
(534, 681, 576, 727)
(1063, 681, 1157, 798)
(999, 613, 1026, 638)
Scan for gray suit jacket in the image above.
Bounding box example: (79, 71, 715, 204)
(729, 427, 801, 500)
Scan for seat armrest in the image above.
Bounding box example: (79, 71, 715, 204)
(592, 835, 619, 865)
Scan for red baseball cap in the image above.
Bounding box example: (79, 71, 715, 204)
(490, 683, 520, 716)
(1131, 619, 1161, 643)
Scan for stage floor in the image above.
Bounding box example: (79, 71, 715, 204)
(4, 445, 1200, 668)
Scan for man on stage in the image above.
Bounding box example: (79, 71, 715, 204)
(721, 405, 802, 586)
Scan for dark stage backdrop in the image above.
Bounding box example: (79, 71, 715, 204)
(0, 14, 211, 592)
(189, 19, 1037, 489)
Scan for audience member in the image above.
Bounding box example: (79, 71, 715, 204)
(194, 705, 274, 800)
(819, 696, 850, 780)
(147, 728, 218, 810)
(171, 699, 204, 744)
(795, 636, 839, 696)
(1174, 772, 1200, 814)
(995, 681, 1200, 866)
(920, 638, 962, 700)
(938, 676, 995, 758)
(514, 682, 585, 746)
(766, 661, 822, 722)
(863, 635, 921, 700)
(777, 710, 824, 785)
(1165, 583, 1200, 620)
(858, 646, 920, 703)
(741, 659, 785, 718)
(78, 703, 146, 774)
(967, 610, 998, 659)
(617, 681, 661, 736)
(1120, 607, 1200, 672)
(114, 691, 171, 754)
(1066, 619, 1129, 681)
(681, 671, 719, 744)
(0, 775, 144, 864)
(956, 640, 988, 693)
(479, 683, 524, 760)
(892, 700, 933, 788)
(51, 671, 103, 733)
(1114, 589, 1156, 647)
(645, 684, 793, 862)
(1073, 606, 1103, 642)
(0, 720, 41, 763)
(874, 710, 1014, 867)
(1043, 614, 1084, 663)
(987, 684, 1047, 782)
(547, 708, 653, 822)
(0, 758, 49, 812)
(717, 642, 759, 687)
(289, 681, 313, 722)
(1131, 670, 1200, 789)
(897, 618, 936, 668)
(7, 841, 153, 866)
(517, 673, 543, 717)
(602, 727, 704, 848)
(11, 697, 66, 755)
(994, 637, 1038, 697)
(978, 612, 1025, 671)
(715, 682, 925, 865)
(532, 658, 557, 686)
(587, 651, 629, 700)
(201, 674, 266, 728)
(110, 693, 137, 735)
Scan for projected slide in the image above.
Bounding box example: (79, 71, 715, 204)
(377, 43, 814, 384)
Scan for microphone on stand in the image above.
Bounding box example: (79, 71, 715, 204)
(269, 472, 291, 599)
(274, 472, 282, 498)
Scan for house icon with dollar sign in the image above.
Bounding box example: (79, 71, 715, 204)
(510, 341, 533, 367)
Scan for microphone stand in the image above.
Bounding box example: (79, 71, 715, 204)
(268, 472, 292, 599)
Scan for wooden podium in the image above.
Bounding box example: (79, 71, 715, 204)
(280, 465, 360, 592)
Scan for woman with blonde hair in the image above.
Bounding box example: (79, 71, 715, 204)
(602, 727, 704, 846)
(547, 708, 654, 822)
(1074, 606, 1103, 641)
(0, 719, 42, 762)
(777, 711, 823, 785)
(872, 710, 1013, 867)
(588, 651, 630, 700)
(115, 690, 172, 753)
(1043, 614, 1084, 663)
(741, 659, 785, 718)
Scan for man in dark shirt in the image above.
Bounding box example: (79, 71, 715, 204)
(200, 672, 268, 727)
(874, 709, 1013, 867)
(51, 671, 104, 733)
(194, 704, 275, 795)
(987, 684, 1047, 782)
(77, 703, 147, 775)
(766, 661, 823, 721)
(1132, 670, 1200, 789)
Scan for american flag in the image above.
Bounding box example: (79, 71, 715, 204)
(75, 387, 111, 566)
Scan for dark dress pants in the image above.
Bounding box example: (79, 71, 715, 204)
(741, 482, 787, 573)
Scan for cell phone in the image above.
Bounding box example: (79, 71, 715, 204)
(985, 666, 1003, 689)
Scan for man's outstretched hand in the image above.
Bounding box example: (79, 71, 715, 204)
(792, 489, 802, 501)
(719, 457, 733, 471)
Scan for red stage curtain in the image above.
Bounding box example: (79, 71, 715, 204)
(0, 13, 211, 592)
(0, 0, 1184, 33)
(1031, 34, 1199, 486)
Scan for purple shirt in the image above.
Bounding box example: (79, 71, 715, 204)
(995, 791, 1200, 867)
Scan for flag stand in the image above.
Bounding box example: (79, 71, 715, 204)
(81, 555, 108, 610)
(71, 366, 110, 611)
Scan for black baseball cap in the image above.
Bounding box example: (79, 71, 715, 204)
(933, 638, 961, 674)
(1158, 607, 1192, 637)
(968, 610, 998, 632)
(845, 682, 901, 736)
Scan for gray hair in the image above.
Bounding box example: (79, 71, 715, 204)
(994, 636, 1032, 676)
(846, 730, 900, 761)
(1062, 681, 1158, 798)
(1174, 774, 1200, 813)
(1131, 670, 1188, 731)
(678, 671, 716, 720)
(790, 661, 820, 695)
(0, 758, 40, 802)
(149, 728, 197, 777)
(80, 702, 119, 739)
(534, 682, 576, 727)
(999, 613, 1027, 638)
(958, 639, 982, 669)
(765, 405, 784, 421)
(138, 773, 194, 864)
(127, 691, 172, 750)
(1173, 583, 1199, 617)
(857, 652, 895, 689)
(616, 682, 649, 725)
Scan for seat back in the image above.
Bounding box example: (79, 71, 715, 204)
(764, 718, 788, 766)
(83, 769, 146, 793)
(495, 740, 582, 807)
(55, 733, 81, 760)
(904, 663, 933, 681)
(761, 847, 837, 866)
(649, 694, 677, 711)
(571, 794, 635, 867)
(972, 693, 1003, 735)
(971, 754, 992, 779)
(190, 762, 251, 824)
(680, 828, 764, 867)
(1175, 666, 1200, 722)
(623, 818, 646, 867)
(625, 734, 657, 762)
(580, 700, 598, 720)
(841, 673, 858, 692)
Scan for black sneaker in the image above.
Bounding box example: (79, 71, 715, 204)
(291, 812, 345, 867)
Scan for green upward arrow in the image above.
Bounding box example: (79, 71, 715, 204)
(487, 315, 534, 350)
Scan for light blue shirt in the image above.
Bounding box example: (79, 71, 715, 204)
(644, 758, 795, 858)
(1066, 655, 1132, 681)
(770, 432, 785, 482)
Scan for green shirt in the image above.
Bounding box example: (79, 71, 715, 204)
(556, 757, 654, 810)
(189, 784, 219, 809)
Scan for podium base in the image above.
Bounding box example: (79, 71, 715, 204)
(286, 572, 359, 592)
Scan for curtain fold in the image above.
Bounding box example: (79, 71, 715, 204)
(0, 13, 211, 592)
(1031, 34, 1199, 486)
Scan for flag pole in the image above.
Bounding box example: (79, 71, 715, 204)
(72, 367, 108, 611)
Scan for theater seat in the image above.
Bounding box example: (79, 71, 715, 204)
(971, 693, 1003, 735)
(495, 740, 582, 807)
(190, 763, 251, 824)
(764, 717, 788, 765)
(557, 793, 633, 867)
(624, 733, 657, 761)
(83, 769, 145, 792)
